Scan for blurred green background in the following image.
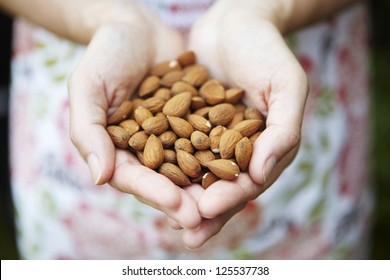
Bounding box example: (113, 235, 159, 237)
(1, 1, 390, 259)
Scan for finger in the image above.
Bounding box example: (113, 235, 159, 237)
(197, 173, 261, 219)
(110, 150, 201, 229)
(182, 202, 247, 249)
(167, 184, 204, 230)
(68, 69, 115, 185)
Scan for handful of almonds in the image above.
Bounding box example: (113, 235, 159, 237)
(106, 51, 264, 188)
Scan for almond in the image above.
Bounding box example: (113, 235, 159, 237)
(133, 106, 153, 126)
(244, 107, 263, 120)
(163, 149, 177, 164)
(177, 51, 196, 67)
(199, 79, 225, 105)
(158, 162, 191, 187)
(153, 88, 172, 101)
(235, 137, 253, 171)
(227, 112, 245, 129)
(209, 125, 227, 153)
(162, 91, 192, 117)
(158, 131, 178, 148)
(219, 129, 243, 159)
(107, 100, 133, 125)
(208, 103, 236, 126)
(249, 131, 262, 144)
(174, 138, 194, 154)
(193, 106, 211, 118)
(167, 116, 194, 138)
(119, 119, 140, 136)
(160, 70, 185, 87)
(171, 81, 198, 96)
(187, 114, 212, 134)
(143, 134, 164, 169)
(190, 131, 210, 151)
(176, 149, 201, 178)
(128, 131, 149, 151)
(138, 75, 160, 97)
(225, 88, 245, 104)
(190, 96, 206, 111)
(206, 159, 240, 181)
(136, 151, 144, 165)
(194, 150, 215, 168)
(233, 119, 262, 137)
(202, 172, 220, 189)
(107, 126, 130, 149)
(182, 65, 208, 87)
(151, 60, 181, 77)
(142, 116, 169, 136)
(191, 171, 206, 184)
(234, 103, 247, 114)
(141, 97, 166, 113)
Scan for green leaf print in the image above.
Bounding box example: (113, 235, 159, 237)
(309, 197, 327, 222)
(316, 86, 335, 117)
(41, 190, 58, 217)
(44, 58, 57, 67)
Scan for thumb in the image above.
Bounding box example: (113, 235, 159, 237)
(68, 75, 115, 185)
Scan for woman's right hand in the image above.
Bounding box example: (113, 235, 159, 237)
(68, 1, 202, 230)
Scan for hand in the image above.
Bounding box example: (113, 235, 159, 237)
(178, 0, 308, 248)
(68, 2, 201, 229)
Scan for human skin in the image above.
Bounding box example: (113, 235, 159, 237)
(0, 0, 360, 249)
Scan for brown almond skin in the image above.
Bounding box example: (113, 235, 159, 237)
(151, 60, 181, 77)
(128, 131, 149, 151)
(119, 119, 140, 136)
(206, 159, 240, 181)
(163, 149, 177, 164)
(136, 151, 145, 165)
(208, 103, 236, 126)
(209, 125, 227, 153)
(187, 114, 212, 134)
(138, 75, 160, 97)
(219, 130, 243, 159)
(158, 131, 178, 148)
(244, 108, 263, 120)
(133, 107, 153, 126)
(107, 126, 130, 149)
(191, 131, 210, 151)
(182, 65, 208, 87)
(193, 106, 211, 118)
(233, 119, 262, 137)
(142, 116, 169, 136)
(194, 150, 215, 168)
(171, 81, 198, 96)
(176, 149, 202, 178)
(143, 134, 164, 169)
(190, 96, 206, 111)
(249, 131, 262, 144)
(177, 51, 196, 67)
(235, 137, 253, 171)
(153, 88, 172, 101)
(160, 70, 185, 87)
(202, 172, 220, 189)
(225, 88, 244, 104)
(199, 79, 225, 105)
(167, 116, 194, 138)
(141, 97, 166, 113)
(227, 112, 245, 129)
(159, 162, 191, 187)
(174, 138, 195, 154)
(107, 100, 133, 125)
(162, 91, 192, 117)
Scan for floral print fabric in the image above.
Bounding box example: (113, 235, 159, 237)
(9, 0, 373, 259)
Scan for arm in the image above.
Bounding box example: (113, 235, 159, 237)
(182, 0, 363, 248)
(0, 0, 148, 44)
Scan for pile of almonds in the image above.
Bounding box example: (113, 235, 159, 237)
(106, 51, 264, 188)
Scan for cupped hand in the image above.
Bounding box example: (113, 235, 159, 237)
(68, 3, 201, 229)
(180, 0, 309, 248)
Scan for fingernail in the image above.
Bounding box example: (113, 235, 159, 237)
(263, 156, 277, 183)
(87, 153, 101, 185)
